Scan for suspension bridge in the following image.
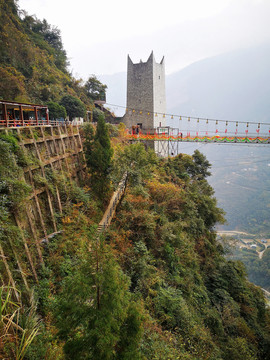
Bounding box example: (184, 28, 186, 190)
(127, 129, 270, 144)
(106, 103, 270, 147)
(127, 130, 270, 158)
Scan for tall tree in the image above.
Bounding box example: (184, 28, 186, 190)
(60, 95, 86, 121)
(85, 113, 113, 200)
(84, 75, 107, 101)
(55, 239, 142, 360)
(47, 101, 67, 120)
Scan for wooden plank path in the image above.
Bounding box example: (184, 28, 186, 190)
(97, 172, 128, 232)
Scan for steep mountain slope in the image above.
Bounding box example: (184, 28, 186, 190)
(102, 45, 270, 234)
(0, 0, 92, 107)
(102, 43, 270, 123)
(165, 45, 270, 234)
(166, 43, 270, 122)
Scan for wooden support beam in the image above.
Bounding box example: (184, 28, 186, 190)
(58, 125, 73, 182)
(26, 209, 44, 264)
(47, 129, 64, 214)
(46, 108, 49, 125)
(2, 103, 8, 127)
(74, 125, 86, 180)
(19, 105, 24, 126)
(69, 125, 81, 182)
(30, 128, 58, 232)
(8, 238, 30, 291)
(0, 244, 20, 302)
(16, 128, 45, 263)
(38, 128, 63, 217)
(15, 215, 39, 284)
(34, 107, 38, 126)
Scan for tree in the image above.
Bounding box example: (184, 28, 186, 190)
(93, 108, 104, 122)
(55, 239, 143, 360)
(47, 101, 66, 120)
(85, 113, 113, 200)
(112, 143, 157, 187)
(191, 149, 211, 179)
(84, 75, 107, 101)
(83, 123, 95, 161)
(60, 95, 86, 121)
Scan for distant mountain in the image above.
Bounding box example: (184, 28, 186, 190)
(101, 43, 270, 123)
(164, 44, 270, 235)
(100, 45, 270, 235)
(99, 72, 126, 116)
(166, 43, 270, 123)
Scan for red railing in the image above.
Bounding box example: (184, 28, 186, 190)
(0, 119, 79, 127)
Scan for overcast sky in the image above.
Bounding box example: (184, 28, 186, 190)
(18, 0, 270, 79)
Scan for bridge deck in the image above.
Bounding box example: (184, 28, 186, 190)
(127, 134, 270, 144)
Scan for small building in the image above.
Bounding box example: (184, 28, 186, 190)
(0, 100, 49, 127)
(250, 244, 257, 249)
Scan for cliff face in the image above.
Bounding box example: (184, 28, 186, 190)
(0, 124, 85, 285)
(105, 144, 270, 359)
(1, 124, 270, 359)
(1, 2, 270, 359)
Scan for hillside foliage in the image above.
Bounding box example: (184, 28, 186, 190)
(0, 124, 270, 359)
(229, 246, 270, 293)
(0, 0, 106, 116)
(1, 1, 270, 359)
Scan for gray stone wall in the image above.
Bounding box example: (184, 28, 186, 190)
(153, 56, 166, 128)
(123, 52, 166, 131)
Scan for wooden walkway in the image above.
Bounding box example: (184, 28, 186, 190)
(97, 172, 128, 232)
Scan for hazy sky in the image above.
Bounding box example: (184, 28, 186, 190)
(18, 0, 270, 78)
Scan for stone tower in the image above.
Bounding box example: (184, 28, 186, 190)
(123, 52, 166, 130)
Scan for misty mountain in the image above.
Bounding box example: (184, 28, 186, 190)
(164, 43, 270, 234)
(100, 44, 270, 234)
(99, 72, 126, 116)
(101, 43, 270, 123)
(166, 43, 270, 123)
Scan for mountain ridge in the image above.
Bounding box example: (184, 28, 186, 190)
(101, 43, 270, 123)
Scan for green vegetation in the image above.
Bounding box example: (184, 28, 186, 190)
(84, 75, 107, 101)
(56, 237, 143, 360)
(0, 285, 40, 360)
(1, 125, 270, 359)
(47, 101, 67, 120)
(60, 95, 86, 121)
(0, 0, 106, 117)
(229, 246, 270, 292)
(84, 114, 113, 202)
(209, 146, 270, 236)
(1, 1, 270, 358)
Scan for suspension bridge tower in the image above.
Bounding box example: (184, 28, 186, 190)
(123, 51, 166, 131)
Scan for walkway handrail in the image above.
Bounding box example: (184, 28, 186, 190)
(0, 119, 83, 127)
(127, 133, 270, 144)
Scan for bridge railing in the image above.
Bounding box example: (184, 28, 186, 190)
(126, 126, 270, 143)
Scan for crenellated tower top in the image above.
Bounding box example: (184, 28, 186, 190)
(123, 51, 166, 130)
